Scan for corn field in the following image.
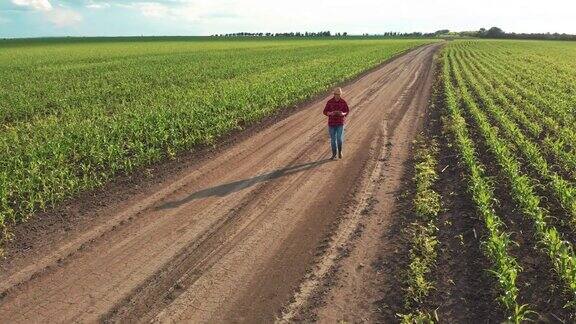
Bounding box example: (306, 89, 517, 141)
(0, 38, 433, 248)
(403, 40, 576, 322)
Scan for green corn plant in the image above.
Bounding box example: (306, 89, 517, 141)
(441, 50, 528, 322)
(449, 48, 576, 309)
(453, 51, 576, 228)
(399, 134, 441, 320)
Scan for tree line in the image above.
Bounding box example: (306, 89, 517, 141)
(211, 31, 431, 38)
(457, 27, 576, 41)
(212, 31, 341, 37)
(212, 28, 576, 41)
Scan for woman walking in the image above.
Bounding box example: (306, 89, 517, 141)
(323, 87, 349, 160)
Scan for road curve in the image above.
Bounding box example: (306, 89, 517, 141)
(0, 43, 441, 323)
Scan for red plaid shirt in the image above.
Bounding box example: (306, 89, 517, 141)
(323, 97, 349, 126)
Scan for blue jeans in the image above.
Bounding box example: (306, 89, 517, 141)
(328, 125, 344, 156)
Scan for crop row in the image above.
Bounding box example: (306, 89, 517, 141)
(460, 49, 576, 180)
(399, 134, 440, 323)
(468, 42, 576, 127)
(451, 50, 576, 229)
(459, 46, 576, 173)
(442, 51, 528, 322)
(447, 43, 576, 309)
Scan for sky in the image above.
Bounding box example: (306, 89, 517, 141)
(0, 0, 575, 38)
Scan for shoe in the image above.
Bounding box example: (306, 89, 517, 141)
(338, 152, 343, 159)
(331, 155, 337, 160)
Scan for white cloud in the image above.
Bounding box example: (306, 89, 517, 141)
(86, 1, 111, 9)
(47, 7, 83, 27)
(11, 0, 83, 27)
(11, 0, 52, 11)
(137, 2, 171, 18)
(119, 0, 235, 22)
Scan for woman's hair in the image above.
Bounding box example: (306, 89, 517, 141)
(333, 87, 343, 95)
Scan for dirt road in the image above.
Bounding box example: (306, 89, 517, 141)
(0, 43, 441, 323)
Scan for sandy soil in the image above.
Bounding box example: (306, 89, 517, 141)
(0, 43, 442, 323)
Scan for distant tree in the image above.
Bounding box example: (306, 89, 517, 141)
(434, 29, 450, 35)
(486, 26, 505, 38)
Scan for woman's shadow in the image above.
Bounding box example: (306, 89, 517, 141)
(156, 158, 332, 210)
